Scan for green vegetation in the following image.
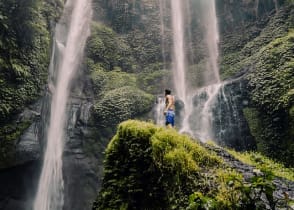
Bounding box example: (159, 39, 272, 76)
(94, 87, 154, 127)
(86, 22, 135, 72)
(227, 149, 294, 181)
(85, 20, 167, 136)
(0, 120, 31, 168)
(220, 4, 293, 80)
(244, 29, 294, 166)
(247, 29, 294, 113)
(0, 0, 63, 166)
(219, 3, 294, 166)
(137, 70, 172, 94)
(0, 0, 50, 119)
(94, 120, 290, 210)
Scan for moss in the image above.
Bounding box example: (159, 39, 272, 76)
(94, 120, 224, 209)
(94, 120, 292, 209)
(89, 62, 137, 96)
(94, 120, 288, 210)
(247, 29, 294, 113)
(243, 108, 263, 148)
(0, 0, 63, 119)
(220, 5, 293, 80)
(86, 22, 135, 71)
(227, 149, 294, 181)
(220, 6, 294, 166)
(0, 0, 63, 167)
(151, 129, 222, 170)
(0, 120, 32, 168)
(137, 69, 172, 95)
(93, 87, 154, 127)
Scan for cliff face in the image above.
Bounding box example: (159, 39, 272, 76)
(218, 0, 294, 166)
(0, 0, 293, 209)
(0, 1, 63, 209)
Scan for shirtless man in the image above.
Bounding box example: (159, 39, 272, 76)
(164, 89, 175, 128)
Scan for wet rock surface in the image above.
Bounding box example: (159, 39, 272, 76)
(0, 161, 41, 210)
(62, 96, 102, 210)
(0, 101, 42, 210)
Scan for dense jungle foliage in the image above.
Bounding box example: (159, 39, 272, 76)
(0, 0, 292, 187)
(0, 0, 63, 167)
(0, 0, 293, 209)
(218, 1, 294, 166)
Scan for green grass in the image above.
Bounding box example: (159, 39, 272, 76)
(227, 149, 294, 181)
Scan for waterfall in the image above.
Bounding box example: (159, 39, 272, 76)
(155, 96, 166, 126)
(202, 0, 220, 84)
(171, 0, 186, 101)
(169, 0, 221, 140)
(192, 84, 222, 140)
(193, 0, 221, 141)
(33, 1, 92, 210)
(159, 0, 167, 69)
(170, 0, 193, 134)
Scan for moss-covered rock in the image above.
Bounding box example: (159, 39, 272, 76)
(242, 29, 294, 166)
(247, 30, 294, 113)
(93, 120, 288, 210)
(218, 3, 294, 166)
(94, 88, 154, 127)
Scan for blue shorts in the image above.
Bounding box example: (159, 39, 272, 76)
(165, 110, 175, 126)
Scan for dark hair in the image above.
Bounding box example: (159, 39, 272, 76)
(165, 89, 171, 95)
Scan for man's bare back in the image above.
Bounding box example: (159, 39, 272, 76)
(165, 94, 175, 111)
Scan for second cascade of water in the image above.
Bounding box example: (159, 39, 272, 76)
(168, 0, 222, 141)
(33, 1, 92, 210)
(193, 0, 221, 141)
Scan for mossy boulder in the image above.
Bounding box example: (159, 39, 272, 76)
(93, 120, 284, 210)
(94, 88, 154, 127)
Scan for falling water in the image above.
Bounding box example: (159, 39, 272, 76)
(170, 0, 193, 134)
(169, 0, 221, 140)
(202, 0, 220, 84)
(159, 0, 167, 68)
(190, 84, 222, 140)
(33, 1, 92, 210)
(155, 96, 166, 126)
(171, 0, 186, 101)
(193, 0, 221, 141)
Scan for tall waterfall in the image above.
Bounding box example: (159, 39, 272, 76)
(159, 0, 167, 69)
(170, 0, 193, 134)
(33, 1, 92, 210)
(169, 0, 221, 141)
(171, 0, 187, 102)
(193, 0, 221, 141)
(202, 0, 220, 84)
